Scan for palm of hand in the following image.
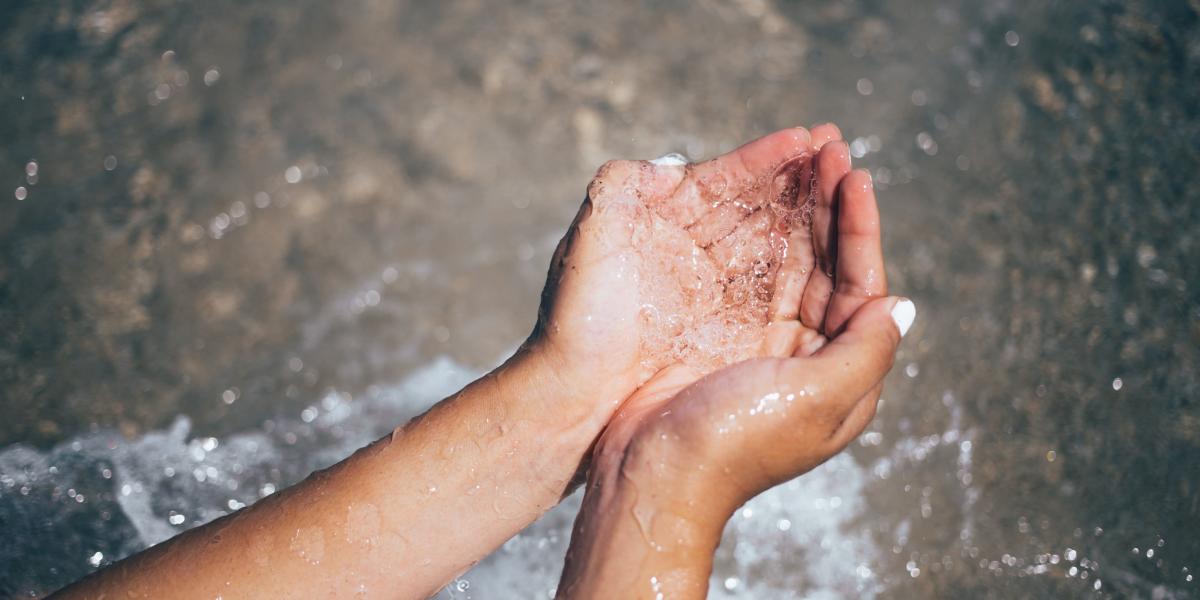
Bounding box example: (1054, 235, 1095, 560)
(533, 127, 846, 407)
(589, 127, 899, 503)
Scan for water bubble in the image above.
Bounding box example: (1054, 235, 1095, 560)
(916, 132, 938, 156)
(1112, 378, 1123, 391)
(856, 78, 874, 95)
(14, 186, 27, 200)
(850, 138, 869, 158)
(168, 512, 185, 525)
(301, 407, 318, 423)
(203, 68, 220, 86)
(1005, 31, 1020, 46)
(103, 155, 117, 171)
(88, 551, 103, 567)
(25, 161, 38, 177)
(290, 527, 326, 564)
(285, 166, 302, 184)
(724, 577, 740, 590)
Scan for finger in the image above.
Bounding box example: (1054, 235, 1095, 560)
(767, 225, 814, 322)
(767, 230, 812, 321)
(762, 320, 803, 357)
(768, 160, 817, 321)
(794, 329, 827, 357)
(689, 128, 813, 200)
(809, 123, 843, 150)
(799, 296, 913, 414)
(828, 383, 883, 450)
(825, 169, 887, 336)
(800, 141, 851, 332)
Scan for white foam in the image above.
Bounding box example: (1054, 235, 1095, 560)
(650, 152, 689, 166)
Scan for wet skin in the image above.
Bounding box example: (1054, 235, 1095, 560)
(50, 125, 908, 599)
(556, 132, 913, 599)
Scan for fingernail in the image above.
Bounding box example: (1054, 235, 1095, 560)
(891, 298, 916, 337)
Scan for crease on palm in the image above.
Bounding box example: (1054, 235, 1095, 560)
(601, 125, 863, 424)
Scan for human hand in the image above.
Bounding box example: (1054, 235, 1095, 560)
(525, 125, 847, 424)
(555, 164, 912, 599)
(593, 163, 909, 511)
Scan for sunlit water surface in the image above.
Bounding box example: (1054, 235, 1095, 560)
(2, 0, 1198, 597)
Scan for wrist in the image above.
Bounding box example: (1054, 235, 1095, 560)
(595, 422, 734, 540)
(512, 336, 638, 420)
(487, 346, 614, 453)
(559, 438, 729, 599)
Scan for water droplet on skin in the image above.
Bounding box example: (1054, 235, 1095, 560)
(290, 527, 326, 564)
(346, 503, 381, 545)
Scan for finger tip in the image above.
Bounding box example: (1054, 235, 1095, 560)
(843, 169, 874, 194)
(810, 123, 843, 147)
(818, 141, 852, 172)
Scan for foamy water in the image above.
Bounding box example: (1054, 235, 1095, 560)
(1, 351, 982, 598)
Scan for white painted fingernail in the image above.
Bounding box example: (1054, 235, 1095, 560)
(891, 299, 916, 337)
(650, 153, 688, 166)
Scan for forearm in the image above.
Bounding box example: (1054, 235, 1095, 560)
(556, 436, 735, 599)
(54, 349, 607, 599)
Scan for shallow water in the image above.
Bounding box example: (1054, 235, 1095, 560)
(2, 0, 1198, 597)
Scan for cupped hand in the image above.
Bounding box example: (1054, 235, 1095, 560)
(592, 162, 913, 512)
(527, 125, 850, 418)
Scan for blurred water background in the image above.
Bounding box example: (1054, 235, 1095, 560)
(2, 0, 1198, 597)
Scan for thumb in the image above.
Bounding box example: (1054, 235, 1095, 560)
(806, 296, 915, 410)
